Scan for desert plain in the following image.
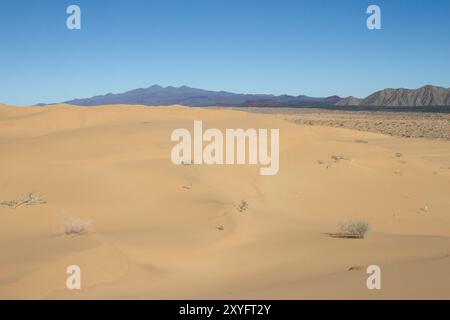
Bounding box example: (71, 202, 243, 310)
(0, 104, 449, 299)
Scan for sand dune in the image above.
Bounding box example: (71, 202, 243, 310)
(1, 104, 449, 299)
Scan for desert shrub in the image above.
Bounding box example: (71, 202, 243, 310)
(339, 220, 370, 238)
(237, 200, 248, 212)
(62, 217, 92, 236)
(1, 192, 46, 209)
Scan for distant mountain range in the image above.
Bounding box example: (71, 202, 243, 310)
(337, 85, 450, 107)
(59, 85, 341, 107)
(39, 84, 450, 108)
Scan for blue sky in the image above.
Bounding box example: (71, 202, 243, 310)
(1, 0, 449, 105)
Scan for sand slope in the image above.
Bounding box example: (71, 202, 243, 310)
(0, 104, 449, 299)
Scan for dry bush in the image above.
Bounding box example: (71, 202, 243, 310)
(61, 217, 92, 236)
(237, 200, 249, 212)
(1, 193, 46, 209)
(337, 220, 370, 239)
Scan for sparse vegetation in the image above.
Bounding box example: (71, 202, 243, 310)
(419, 205, 429, 214)
(328, 220, 370, 239)
(237, 200, 249, 213)
(339, 220, 370, 238)
(1, 193, 46, 209)
(62, 217, 92, 236)
(347, 265, 364, 271)
(317, 155, 351, 168)
(317, 159, 332, 168)
(331, 155, 351, 162)
(290, 110, 450, 140)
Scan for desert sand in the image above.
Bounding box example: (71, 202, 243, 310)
(0, 104, 449, 299)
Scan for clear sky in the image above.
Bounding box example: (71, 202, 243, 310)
(1, 0, 449, 105)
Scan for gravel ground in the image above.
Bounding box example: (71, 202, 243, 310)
(235, 107, 450, 140)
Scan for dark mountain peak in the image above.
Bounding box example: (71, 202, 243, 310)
(326, 95, 341, 99)
(148, 84, 163, 90)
